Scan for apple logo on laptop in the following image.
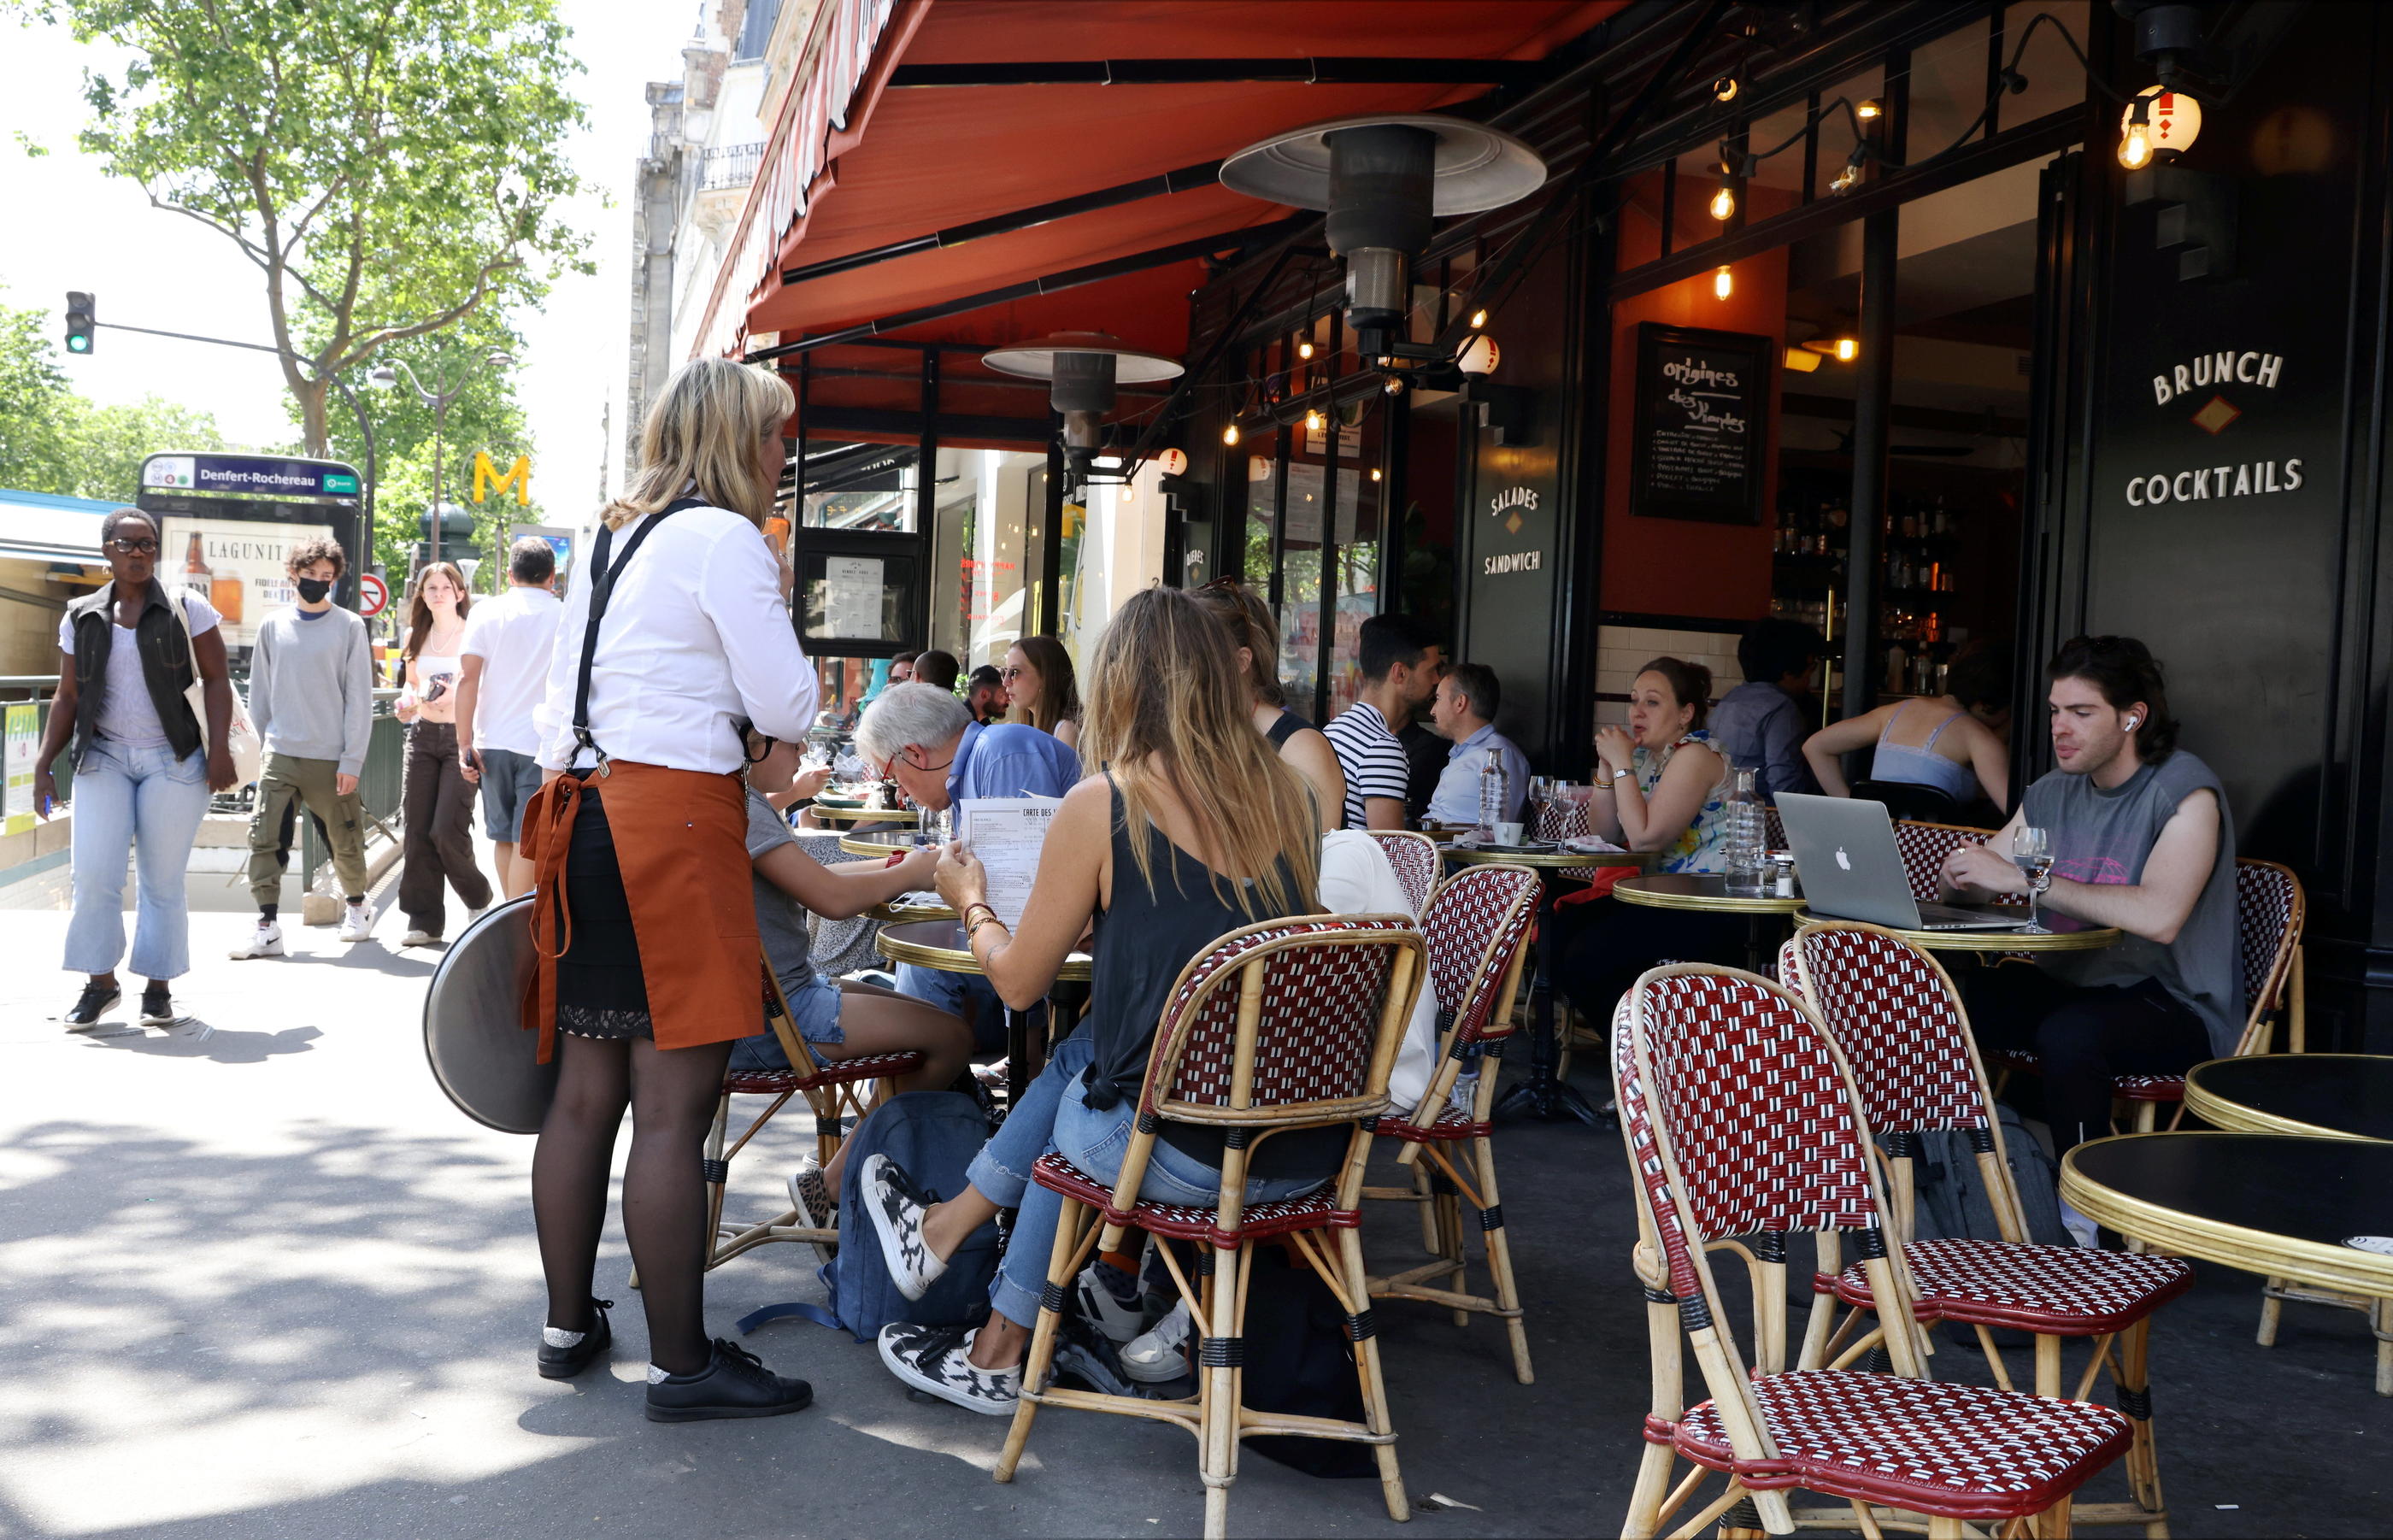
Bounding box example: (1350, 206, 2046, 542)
(1834, 846, 1852, 871)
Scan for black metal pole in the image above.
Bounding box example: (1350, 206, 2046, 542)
(1040, 437, 1064, 636)
(1842, 205, 1899, 722)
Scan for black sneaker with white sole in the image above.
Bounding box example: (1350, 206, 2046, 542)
(138, 985, 178, 1027)
(876, 1323, 1020, 1415)
(536, 1297, 614, 1380)
(860, 1153, 947, 1302)
(65, 982, 121, 1030)
(1073, 1256, 1148, 1345)
(644, 1338, 813, 1423)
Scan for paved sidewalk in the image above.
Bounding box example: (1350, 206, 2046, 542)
(1, 886, 2387, 1537)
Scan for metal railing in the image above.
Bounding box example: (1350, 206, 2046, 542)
(701, 142, 766, 191)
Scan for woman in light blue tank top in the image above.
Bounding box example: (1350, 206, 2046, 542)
(1802, 691, 2009, 814)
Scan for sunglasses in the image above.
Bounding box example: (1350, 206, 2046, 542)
(108, 538, 161, 555)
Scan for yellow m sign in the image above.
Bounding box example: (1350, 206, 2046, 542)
(473, 452, 532, 506)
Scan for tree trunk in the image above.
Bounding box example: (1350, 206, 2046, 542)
(294, 376, 330, 459)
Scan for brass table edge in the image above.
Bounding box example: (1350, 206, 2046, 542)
(2181, 1069, 2388, 1143)
(1791, 911, 2121, 951)
(874, 928, 1092, 981)
(1612, 879, 1808, 914)
(2059, 1135, 2393, 1296)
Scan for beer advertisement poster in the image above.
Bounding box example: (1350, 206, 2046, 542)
(158, 515, 336, 652)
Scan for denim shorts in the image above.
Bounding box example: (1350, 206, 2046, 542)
(476, 747, 545, 841)
(726, 974, 844, 1072)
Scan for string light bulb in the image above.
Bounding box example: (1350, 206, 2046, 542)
(2119, 96, 2153, 170)
(1855, 97, 1884, 122)
(1713, 265, 1733, 300)
(1296, 339, 1315, 361)
(1708, 178, 1737, 222)
(1830, 145, 1868, 195)
(1468, 308, 1487, 329)
(1370, 467, 1384, 482)
(1383, 375, 1406, 397)
(1712, 74, 1740, 103)
(1834, 336, 1858, 362)
(2119, 85, 2199, 168)
(1221, 422, 1241, 447)
(1302, 407, 1325, 432)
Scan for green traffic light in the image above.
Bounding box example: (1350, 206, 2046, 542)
(67, 336, 90, 353)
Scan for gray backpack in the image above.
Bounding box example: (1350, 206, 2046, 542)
(1902, 1100, 2067, 1249)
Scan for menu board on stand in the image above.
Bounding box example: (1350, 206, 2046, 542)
(1628, 323, 1772, 526)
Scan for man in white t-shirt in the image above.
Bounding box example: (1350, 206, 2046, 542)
(457, 538, 564, 897)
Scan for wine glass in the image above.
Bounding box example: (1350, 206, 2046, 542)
(2012, 826, 2055, 932)
(1525, 775, 1552, 838)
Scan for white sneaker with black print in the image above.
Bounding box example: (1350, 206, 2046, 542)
(860, 1153, 948, 1301)
(876, 1323, 1020, 1415)
(337, 901, 374, 943)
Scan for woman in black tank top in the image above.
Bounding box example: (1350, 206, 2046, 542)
(855, 588, 1338, 1414)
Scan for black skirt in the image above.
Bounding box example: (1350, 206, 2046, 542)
(554, 783, 655, 1042)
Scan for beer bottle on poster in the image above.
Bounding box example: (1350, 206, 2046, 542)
(182, 532, 210, 603)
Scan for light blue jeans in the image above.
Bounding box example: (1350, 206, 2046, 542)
(65, 739, 212, 981)
(968, 1029, 1328, 1329)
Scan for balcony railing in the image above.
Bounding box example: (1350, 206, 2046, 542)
(701, 142, 765, 191)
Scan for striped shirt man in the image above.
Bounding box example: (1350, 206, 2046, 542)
(1322, 702, 1412, 830)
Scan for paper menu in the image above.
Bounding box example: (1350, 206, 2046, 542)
(959, 796, 1061, 932)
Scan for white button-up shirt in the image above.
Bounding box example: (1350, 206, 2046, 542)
(1427, 722, 1530, 826)
(534, 503, 818, 773)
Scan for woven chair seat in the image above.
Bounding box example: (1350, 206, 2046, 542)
(722, 1049, 925, 1097)
(1373, 1102, 1490, 1143)
(1830, 1237, 2195, 1336)
(1031, 1151, 1349, 1247)
(1670, 1368, 2134, 1521)
(1984, 1046, 2189, 1103)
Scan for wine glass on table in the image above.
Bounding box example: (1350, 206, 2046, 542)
(1524, 775, 1552, 841)
(2012, 826, 2055, 933)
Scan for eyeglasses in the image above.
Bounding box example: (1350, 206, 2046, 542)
(107, 538, 160, 555)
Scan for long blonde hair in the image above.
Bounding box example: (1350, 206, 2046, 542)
(603, 356, 794, 531)
(1078, 587, 1318, 918)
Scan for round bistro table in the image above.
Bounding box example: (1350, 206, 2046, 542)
(1791, 910, 2123, 955)
(809, 802, 920, 826)
(2183, 1055, 2393, 1143)
(1441, 843, 1660, 1129)
(840, 829, 925, 857)
(1615, 873, 1810, 974)
(875, 919, 1093, 1086)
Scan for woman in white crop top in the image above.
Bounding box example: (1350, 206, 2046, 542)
(392, 561, 491, 946)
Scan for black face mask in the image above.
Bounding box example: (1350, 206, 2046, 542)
(295, 577, 333, 603)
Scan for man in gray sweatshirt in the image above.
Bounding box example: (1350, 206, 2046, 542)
(233, 538, 377, 957)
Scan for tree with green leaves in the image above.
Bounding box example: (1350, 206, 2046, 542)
(11, 0, 591, 457)
(0, 297, 73, 491)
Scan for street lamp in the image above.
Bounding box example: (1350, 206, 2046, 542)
(369, 349, 516, 572)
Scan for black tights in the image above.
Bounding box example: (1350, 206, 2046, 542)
(532, 1032, 734, 1376)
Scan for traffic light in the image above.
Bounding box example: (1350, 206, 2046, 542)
(65, 292, 95, 355)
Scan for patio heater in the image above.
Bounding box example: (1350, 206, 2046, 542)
(980, 332, 1185, 490)
(1218, 115, 1547, 375)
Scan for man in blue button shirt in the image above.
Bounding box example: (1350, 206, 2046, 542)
(1425, 662, 1532, 827)
(855, 680, 1083, 1049)
(1708, 619, 1825, 802)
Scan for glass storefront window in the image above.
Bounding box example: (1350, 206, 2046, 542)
(798, 441, 919, 532)
(1279, 450, 1323, 709)
(1905, 14, 1994, 156)
(1243, 432, 1279, 588)
(928, 446, 1049, 668)
(1326, 399, 1384, 718)
(2001, 2, 2092, 128)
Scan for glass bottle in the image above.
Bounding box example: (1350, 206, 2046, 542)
(1724, 767, 1767, 890)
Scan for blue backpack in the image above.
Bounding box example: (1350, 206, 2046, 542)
(815, 1090, 1002, 1342)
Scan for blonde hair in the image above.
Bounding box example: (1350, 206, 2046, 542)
(1003, 635, 1082, 734)
(1078, 587, 1318, 919)
(1188, 579, 1285, 708)
(603, 357, 794, 531)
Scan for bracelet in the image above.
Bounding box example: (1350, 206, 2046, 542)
(967, 915, 1007, 942)
(962, 902, 997, 928)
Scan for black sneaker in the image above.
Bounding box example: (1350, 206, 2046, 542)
(65, 982, 121, 1030)
(644, 1338, 813, 1423)
(138, 985, 178, 1027)
(536, 1297, 614, 1379)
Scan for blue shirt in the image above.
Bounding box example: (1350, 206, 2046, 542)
(1426, 722, 1530, 826)
(1707, 680, 1816, 802)
(948, 720, 1082, 802)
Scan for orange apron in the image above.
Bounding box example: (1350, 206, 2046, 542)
(519, 762, 759, 1061)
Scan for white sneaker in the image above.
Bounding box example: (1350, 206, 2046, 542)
(338, 902, 374, 943)
(230, 922, 285, 960)
(398, 929, 441, 949)
(1120, 1299, 1193, 1384)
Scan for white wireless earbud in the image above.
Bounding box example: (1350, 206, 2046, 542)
(2125, 715, 2140, 729)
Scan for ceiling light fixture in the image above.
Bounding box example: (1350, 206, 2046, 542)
(980, 332, 1185, 486)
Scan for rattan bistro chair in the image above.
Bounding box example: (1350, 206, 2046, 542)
(1613, 966, 2135, 1540)
(698, 961, 926, 1272)
(1362, 863, 1543, 1383)
(1362, 828, 1441, 917)
(1780, 923, 2193, 1535)
(993, 917, 1426, 1540)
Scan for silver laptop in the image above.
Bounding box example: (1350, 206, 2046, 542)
(1774, 793, 2031, 931)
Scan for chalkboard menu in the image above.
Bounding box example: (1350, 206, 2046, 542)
(1629, 322, 1772, 525)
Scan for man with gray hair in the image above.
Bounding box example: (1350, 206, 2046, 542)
(856, 681, 1081, 1046)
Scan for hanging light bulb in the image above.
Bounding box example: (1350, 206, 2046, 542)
(1468, 308, 1487, 330)
(1370, 467, 1384, 482)
(2119, 95, 2154, 170)
(1708, 177, 1737, 222)
(1713, 265, 1733, 300)
(1712, 74, 1740, 103)
(1222, 421, 1241, 447)
(1303, 407, 1326, 432)
(1296, 338, 1315, 361)
(1383, 375, 1406, 397)
(1855, 97, 1884, 122)
(1830, 145, 1868, 195)
(1834, 336, 1858, 362)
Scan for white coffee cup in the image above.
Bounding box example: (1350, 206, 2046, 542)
(1493, 820, 1524, 846)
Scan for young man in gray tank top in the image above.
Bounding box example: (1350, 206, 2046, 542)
(1937, 637, 2237, 1245)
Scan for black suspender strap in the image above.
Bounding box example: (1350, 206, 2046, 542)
(570, 497, 706, 773)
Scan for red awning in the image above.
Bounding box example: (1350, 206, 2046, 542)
(744, 0, 1625, 436)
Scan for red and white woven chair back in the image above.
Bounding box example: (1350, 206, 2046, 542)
(1890, 820, 2008, 903)
(1623, 968, 1884, 1300)
(1142, 917, 1423, 1125)
(1536, 798, 1586, 843)
(1361, 830, 1440, 916)
(1420, 864, 1539, 1047)
(1777, 926, 1990, 1136)
(1762, 803, 1786, 851)
(2233, 857, 2302, 1026)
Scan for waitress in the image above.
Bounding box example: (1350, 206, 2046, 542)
(520, 357, 820, 1423)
